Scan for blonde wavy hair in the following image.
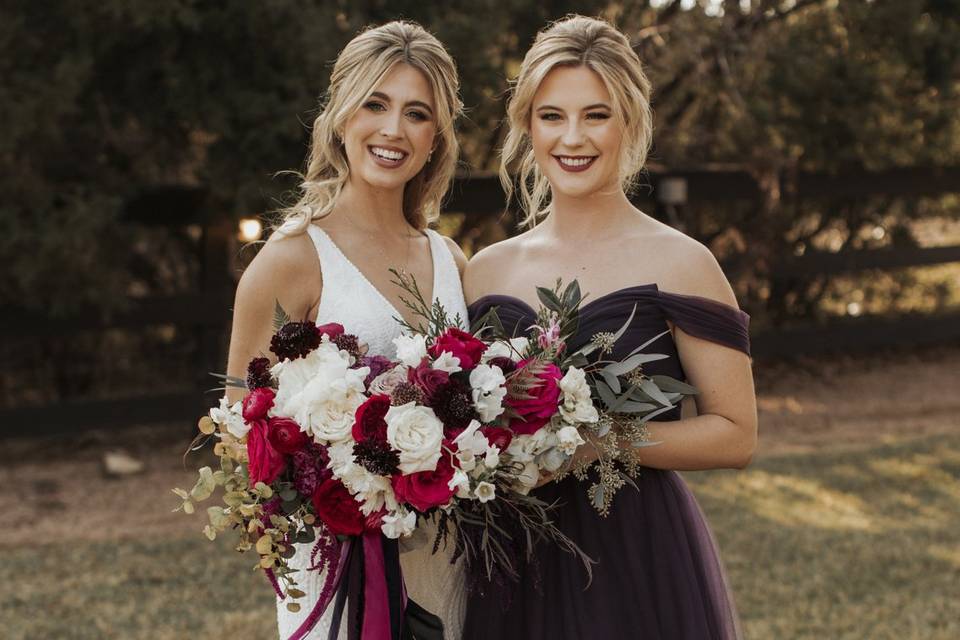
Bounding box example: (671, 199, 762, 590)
(500, 15, 654, 228)
(277, 21, 462, 235)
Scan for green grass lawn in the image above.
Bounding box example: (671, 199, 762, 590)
(4, 433, 958, 639)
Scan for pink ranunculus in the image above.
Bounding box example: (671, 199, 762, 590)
(408, 360, 450, 399)
(247, 420, 286, 485)
(391, 454, 456, 512)
(267, 417, 309, 454)
(429, 328, 487, 369)
(242, 387, 275, 422)
(316, 322, 345, 340)
(312, 478, 365, 536)
(506, 360, 562, 435)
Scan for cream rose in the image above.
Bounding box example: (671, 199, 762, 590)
(386, 402, 444, 474)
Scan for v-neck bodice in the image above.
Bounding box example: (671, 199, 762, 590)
(306, 225, 468, 358)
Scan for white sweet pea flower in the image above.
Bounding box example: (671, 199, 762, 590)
(512, 461, 540, 495)
(469, 364, 507, 422)
(484, 447, 501, 470)
(386, 402, 444, 474)
(272, 344, 369, 444)
(537, 447, 567, 473)
(474, 481, 496, 503)
(557, 425, 586, 455)
(559, 367, 599, 424)
(506, 434, 535, 463)
(431, 351, 462, 374)
(453, 420, 489, 457)
(393, 334, 428, 367)
(447, 469, 472, 499)
(210, 397, 248, 439)
(481, 337, 530, 363)
(455, 450, 477, 472)
(381, 509, 417, 539)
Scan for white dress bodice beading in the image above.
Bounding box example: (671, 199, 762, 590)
(275, 225, 468, 640)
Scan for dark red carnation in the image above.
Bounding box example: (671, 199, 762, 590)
(311, 479, 364, 536)
(408, 361, 450, 400)
(506, 360, 562, 435)
(267, 417, 309, 454)
(270, 321, 322, 361)
(242, 387, 275, 422)
(247, 420, 286, 485)
(352, 395, 390, 443)
(481, 426, 513, 452)
(391, 454, 456, 512)
(429, 328, 487, 369)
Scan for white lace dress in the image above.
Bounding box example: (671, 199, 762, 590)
(275, 225, 469, 640)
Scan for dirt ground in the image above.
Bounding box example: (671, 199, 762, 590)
(2, 344, 958, 548)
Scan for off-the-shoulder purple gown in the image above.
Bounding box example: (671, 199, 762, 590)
(463, 284, 749, 640)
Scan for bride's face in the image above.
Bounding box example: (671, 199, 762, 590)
(529, 65, 622, 200)
(342, 63, 437, 191)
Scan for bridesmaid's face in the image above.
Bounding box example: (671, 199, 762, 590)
(342, 63, 437, 192)
(530, 65, 622, 199)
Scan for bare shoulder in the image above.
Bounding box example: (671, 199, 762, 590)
(647, 225, 738, 308)
(439, 234, 468, 276)
(235, 229, 321, 316)
(463, 232, 528, 303)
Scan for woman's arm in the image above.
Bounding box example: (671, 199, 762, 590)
(224, 233, 322, 403)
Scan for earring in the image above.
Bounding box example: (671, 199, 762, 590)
(428, 149, 434, 162)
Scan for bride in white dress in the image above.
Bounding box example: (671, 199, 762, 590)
(225, 21, 467, 639)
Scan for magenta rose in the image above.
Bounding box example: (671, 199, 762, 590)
(506, 360, 562, 435)
(247, 420, 286, 485)
(352, 395, 391, 443)
(242, 387, 275, 422)
(429, 328, 487, 369)
(312, 478, 365, 536)
(316, 322, 345, 340)
(408, 360, 450, 399)
(392, 454, 456, 512)
(267, 417, 309, 454)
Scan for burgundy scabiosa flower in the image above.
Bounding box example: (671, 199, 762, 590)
(353, 439, 401, 476)
(429, 379, 478, 432)
(270, 321, 322, 361)
(333, 333, 363, 360)
(391, 382, 425, 406)
(246, 357, 274, 390)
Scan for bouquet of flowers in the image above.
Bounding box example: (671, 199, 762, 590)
(174, 274, 695, 637)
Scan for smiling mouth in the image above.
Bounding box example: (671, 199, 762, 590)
(369, 145, 409, 168)
(554, 155, 597, 172)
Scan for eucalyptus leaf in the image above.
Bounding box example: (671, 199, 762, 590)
(649, 375, 699, 395)
(603, 352, 669, 377)
(599, 369, 621, 394)
(590, 485, 606, 510)
(610, 304, 638, 343)
(625, 329, 672, 357)
(617, 400, 658, 413)
(638, 405, 676, 423)
(594, 378, 617, 410)
(640, 378, 673, 407)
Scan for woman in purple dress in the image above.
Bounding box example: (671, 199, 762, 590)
(462, 16, 757, 639)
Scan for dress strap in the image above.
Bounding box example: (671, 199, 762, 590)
(305, 225, 355, 297)
(425, 229, 468, 329)
(656, 290, 751, 356)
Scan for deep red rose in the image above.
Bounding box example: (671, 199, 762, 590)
(352, 395, 391, 443)
(311, 478, 364, 536)
(506, 360, 562, 435)
(392, 454, 456, 512)
(481, 426, 514, 452)
(408, 360, 450, 399)
(242, 387, 275, 422)
(316, 322, 345, 340)
(267, 417, 309, 454)
(429, 328, 487, 369)
(247, 419, 286, 485)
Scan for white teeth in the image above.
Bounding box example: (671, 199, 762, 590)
(558, 156, 595, 167)
(371, 147, 405, 161)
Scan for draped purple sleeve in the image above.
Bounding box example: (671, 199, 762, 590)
(656, 290, 751, 357)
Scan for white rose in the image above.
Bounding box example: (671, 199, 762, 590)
(210, 397, 248, 439)
(559, 367, 599, 425)
(557, 425, 586, 455)
(481, 337, 529, 363)
(386, 402, 444, 474)
(562, 400, 599, 425)
(469, 364, 507, 422)
(272, 344, 369, 444)
(381, 509, 417, 539)
(431, 351, 462, 373)
(393, 334, 428, 367)
(474, 481, 496, 503)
